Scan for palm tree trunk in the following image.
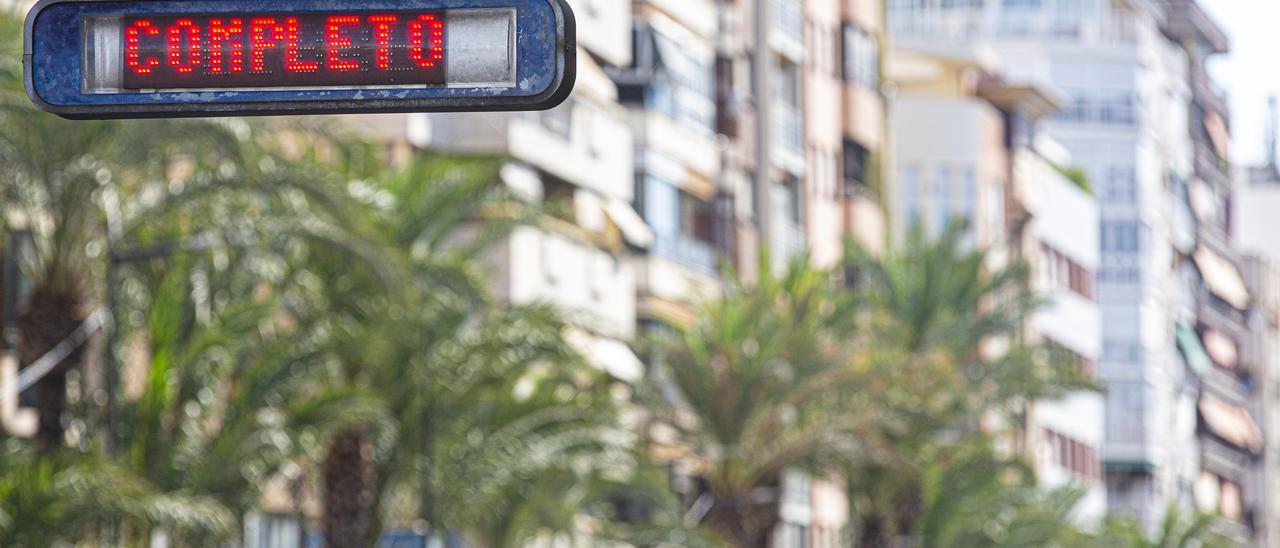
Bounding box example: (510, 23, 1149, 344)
(323, 428, 377, 548)
(16, 285, 84, 449)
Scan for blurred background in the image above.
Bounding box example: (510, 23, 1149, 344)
(3, 0, 1280, 546)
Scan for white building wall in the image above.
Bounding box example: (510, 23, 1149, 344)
(1030, 153, 1106, 522)
(1234, 181, 1280, 266)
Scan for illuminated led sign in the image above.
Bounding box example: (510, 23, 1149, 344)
(25, 0, 575, 119)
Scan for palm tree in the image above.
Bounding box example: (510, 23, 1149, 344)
(839, 223, 1097, 546)
(1096, 507, 1234, 548)
(915, 443, 1091, 548)
(644, 252, 872, 547)
(0, 441, 236, 545)
(1, 10, 301, 448)
(102, 245, 390, 544)
(296, 153, 645, 546)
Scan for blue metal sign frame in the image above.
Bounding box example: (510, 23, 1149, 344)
(24, 0, 575, 119)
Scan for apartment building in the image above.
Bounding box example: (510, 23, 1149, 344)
(805, 0, 888, 265)
(1162, 1, 1260, 541)
(885, 42, 1106, 522)
(423, 0, 647, 382)
(887, 0, 1211, 530)
(613, 0, 887, 542)
(1241, 256, 1280, 547)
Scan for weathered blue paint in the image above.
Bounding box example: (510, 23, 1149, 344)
(24, 0, 574, 118)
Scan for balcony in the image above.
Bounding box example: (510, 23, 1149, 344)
(1193, 132, 1230, 187)
(564, 0, 631, 66)
(635, 237, 723, 321)
(651, 233, 717, 274)
(642, 111, 721, 180)
(428, 98, 634, 202)
(888, 8, 983, 41)
(511, 101, 635, 200)
(1192, 72, 1230, 121)
(495, 225, 638, 340)
(997, 14, 1137, 46)
(889, 7, 1138, 47)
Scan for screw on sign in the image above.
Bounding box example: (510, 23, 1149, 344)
(23, 0, 576, 118)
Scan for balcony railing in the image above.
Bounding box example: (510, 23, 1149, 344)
(652, 233, 718, 273)
(889, 8, 1138, 46)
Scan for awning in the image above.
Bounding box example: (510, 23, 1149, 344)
(1175, 323, 1211, 376)
(565, 328, 645, 383)
(1194, 470, 1219, 513)
(1198, 395, 1263, 452)
(1201, 328, 1239, 370)
(1190, 181, 1217, 225)
(1194, 247, 1250, 310)
(1204, 111, 1231, 162)
(604, 198, 655, 248)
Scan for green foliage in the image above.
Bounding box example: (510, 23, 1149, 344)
(1055, 165, 1092, 195)
(643, 251, 873, 545)
(842, 222, 1100, 545)
(917, 445, 1090, 548)
(1096, 506, 1235, 548)
(0, 443, 236, 545)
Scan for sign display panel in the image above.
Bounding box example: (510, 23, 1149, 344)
(109, 12, 450, 90)
(25, 0, 574, 119)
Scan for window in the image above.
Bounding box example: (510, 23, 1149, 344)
(842, 139, 869, 190)
(959, 167, 975, 224)
(715, 55, 737, 137)
(1044, 428, 1100, 480)
(643, 175, 718, 271)
(650, 28, 716, 133)
(1105, 165, 1136, 203)
(1101, 221, 1141, 253)
(902, 165, 921, 225)
(842, 23, 879, 88)
(773, 57, 804, 154)
(773, 176, 803, 226)
(933, 166, 951, 233)
(642, 175, 681, 238)
(1054, 92, 1136, 126)
(1041, 243, 1095, 300)
(775, 57, 802, 108)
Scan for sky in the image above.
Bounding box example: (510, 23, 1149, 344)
(1201, 1, 1280, 167)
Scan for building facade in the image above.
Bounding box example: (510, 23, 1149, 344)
(426, 0, 891, 544)
(1235, 106, 1280, 547)
(1163, 1, 1260, 541)
(885, 0, 1251, 532)
(884, 41, 1107, 522)
(1242, 256, 1280, 547)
